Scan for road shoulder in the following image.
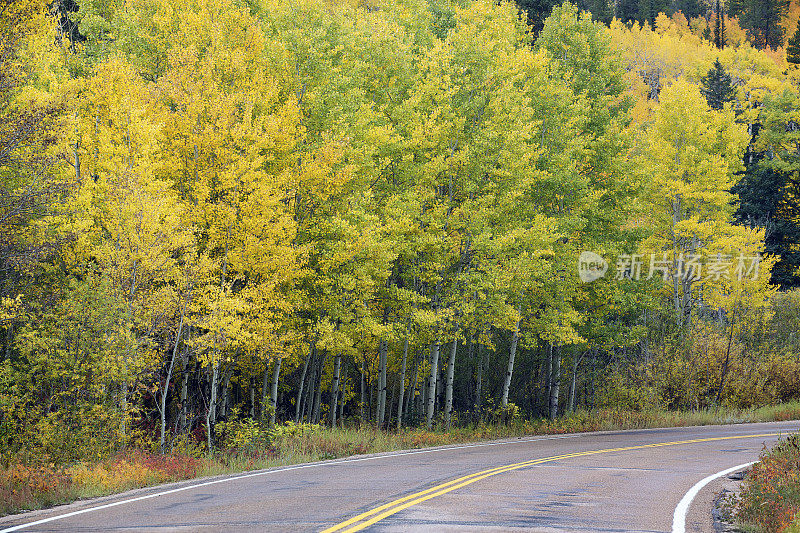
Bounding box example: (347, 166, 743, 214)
(684, 467, 747, 533)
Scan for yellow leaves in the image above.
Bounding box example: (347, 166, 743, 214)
(0, 295, 25, 324)
(646, 79, 748, 213)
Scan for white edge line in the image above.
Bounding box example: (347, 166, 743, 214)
(0, 433, 583, 532)
(672, 461, 755, 533)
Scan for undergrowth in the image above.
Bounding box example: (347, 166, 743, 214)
(737, 433, 800, 533)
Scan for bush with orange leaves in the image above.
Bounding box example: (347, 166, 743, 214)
(0, 464, 74, 515)
(737, 434, 800, 533)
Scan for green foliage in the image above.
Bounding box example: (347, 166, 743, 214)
(214, 416, 272, 454)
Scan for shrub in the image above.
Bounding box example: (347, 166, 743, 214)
(737, 433, 800, 533)
(0, 464, 74, 515)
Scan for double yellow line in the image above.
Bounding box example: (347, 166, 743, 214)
(322, 432, 781, 532)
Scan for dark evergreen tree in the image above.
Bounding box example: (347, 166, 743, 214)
(615, 0, 641, 23)
(516, 0, 562, 34)
(702, 23, 713, 42)
(517, 0, 613, 32)
(50, 0, 85, 45)
(733, 165, 800, 289)
(787, 24, 800, 65)
(713, 0, 724, 49)
(673, 0, 704, 19)
(700, 59, 736, 110)
(737, 0, 789, 50)
(634, 0, 672, 25)
(578, 0, 613, 24)
(727, 0, 746, 17)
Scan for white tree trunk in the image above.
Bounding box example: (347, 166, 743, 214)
(330, 354, 341, 427)
(206, 360, 219, 453)
(160, 308, 184, 454)
(444, 336, 457, 430)
(294, 344, 312, 422)
(425, 342, 440, 430)
(501, 306, 522, 407)
(549, 345, 561, 420)
(396, 337, 409, 430)
(376, 340, 388, 427)
(474, 343, 484, 414)
(269, 356, 282, 427)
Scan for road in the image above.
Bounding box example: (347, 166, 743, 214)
(1, 421, 797, 532)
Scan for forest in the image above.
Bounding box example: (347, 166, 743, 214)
(2, 0, 800, 466)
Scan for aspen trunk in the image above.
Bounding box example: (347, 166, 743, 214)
(160, 309, 184, 454)
(269, 356, 282, 426)
(567, 354, 584, 413)
(474, 343, 484, 414)
(337, 362, 345, 425)
(303, 346, 321, 422)
(249, 379, 255, 418)
(420, 349, 429, 418)
(406, 349, 421, 423)
(261, 359, 271, 419)
(178, 363, 188, 434)
(330, 354, 341, 427)
(567, 355, 578, 413)
(396, 337, 409, 430)
(301, 350, 317, 422)
(549, 344, 561, 420)
(219, 370, 230, 419)
(360, 366, 367, 424)
(501, 307, 522, 407)
(376, 340, 388, 427)
(546, 343, 553, 403)
(206, 360, 219, 453)
(120, 383, 128, 439)
(294, 342, 313, 422)
(444, 336, 457, 430)
(425, 342, 440, 430)
(716, 307, 736, 405)
(73, 137, 80, 182)
(312, 351, 326, 424)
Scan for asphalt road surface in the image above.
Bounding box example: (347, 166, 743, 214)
(2, 421, 797, 533)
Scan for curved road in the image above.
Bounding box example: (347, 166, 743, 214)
(1, 421, 797, 532)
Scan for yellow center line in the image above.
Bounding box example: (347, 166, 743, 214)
(321, 432, 782, 533)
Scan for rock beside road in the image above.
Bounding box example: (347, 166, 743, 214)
(685, 468, 749, 533)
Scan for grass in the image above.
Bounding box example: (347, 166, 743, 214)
(3, 402, 800, 517)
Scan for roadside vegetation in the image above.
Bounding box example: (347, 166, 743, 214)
(3, 0, 800, 524)
(737, 432, 800, 533)
(4, 403, 800, 516)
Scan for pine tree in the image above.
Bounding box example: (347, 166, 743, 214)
(700, 59, 736, 110)
(515, 0, 561, 34)
(737, 0, 789, 50)
(787, 23, 800, 65)
(673, 0, 704, 19)
(727, 0, 746, 17)
(733, 165, 800, 289)
(615, 0, 641, 23)
(578, 0, 613, 24)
